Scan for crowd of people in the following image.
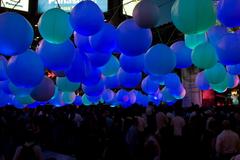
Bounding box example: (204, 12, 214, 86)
(1, 104, 240, 160)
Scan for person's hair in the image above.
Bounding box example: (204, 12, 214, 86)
(23, 129, 35, 143)
(222, 120, 231, 130)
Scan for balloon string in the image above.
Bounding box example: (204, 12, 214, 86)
(167, 28, 176, 45)
(12, 0, 21, 10)
(156, 29, 163, 43)
(55, 0, 61, 9)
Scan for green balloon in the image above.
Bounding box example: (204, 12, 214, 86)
(192, 42, 217, 69)
(100, 55, 120, 76)
(82, 94, 92, 106)
(210, 76, 228, 93)
(38, 8, 73, 44)
(171, 0, 216, 34)
(204, 63, 227, 84)
(62, 92, 76, 104)
(16, 95, 35, 105)
(185, 33, 206, 49)
(9, 82, 33, 96)
(56, 77, 80, 92)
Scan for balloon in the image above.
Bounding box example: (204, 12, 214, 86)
(74, 96, 82, 106)
(217, 0, 240, 27)
(227, 74, 239, 89)
(89, 23, 117, 52)
(149, 74, 165, 85)
(192, 42, 217, 69)
(0, 12, 33, 56)
(120, 54, 144, 73)
(38, 8, 73, 44)
(82, 68, 102, 86)
(65, 50, 92, 83)
(128, 90, 137, 104)
(216, 33, 240, 65)
(50, 86, 59, 100)
(204, 63, 227, 84)
(70, 1, 104, 36)
(185, 33, 206, 49)
(145, 44, 176, 75)
(117, 68, 142, 88)
(7, 50, 44, 88)
(162, 87, 176, 103)
(0, 56, 8, 81)
(86, 95, 100, 104)
(82, 80, 104, 97)
(226, 64, 240, 75)
(170, 41, 192, 68)
(133, 0, 161, 28)
(15, 95, 35, 105)
(53, 70, 65, 77)
(49, 91, 64, 107)
(31, 77, 55, 102)
(164, 73, 181, 89)
(116, 89, 129, 104)
(82, 94, 92, 106)
(141, 76, 159, 95)
(9, 82, 33, 96)
(0, 80, 11, 94)
(86, 51, 112, 67)
(210, 76, 228, 93)
(168, 84, 186, 99)
(101, 89, 115, 103)
(207, 26, 229, 47)
(74, 32, 94, 52)
(62, 92, 76, 104)
(56, 77, 80, 92)
(195, 71, 210, 90)
(117, 19, 152, 56)
(0, 91, 12, 106)
(171, 0, 216, 34)
(100, 55, 120, 76)
(103, 75, 120, 89)
(36, 40, 75, 71)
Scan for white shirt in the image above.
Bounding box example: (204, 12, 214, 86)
(171, 116, 185, 136)
(216, 130, 240, 155)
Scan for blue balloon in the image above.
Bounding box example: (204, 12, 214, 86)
(195, 71, 210, 90)
(117, 68, 142, 89)
(168, 84, 186, 99)
(164, 73, 181, 90)
(70, 1, 104, 36)
(227, 73, 239, 89)
(226, 64, 240, 75)
(207, 26, 229, 47)
(56, 77, 80, 92)
(101, 89, 115, 103)
(86, 95, 100, 104)
(36, 39, 75, 71)
(49, 91, 64, 107)
(149, 74, 165, 85)
(141, 76, 159, 95)
(103, 75, 120, 89)
(217, 0, 240, 27)
(74, 32, 94, 52)
(86, 51, 112, 67)
(82, 80, 104, 97)
(100, 55, 120, 76)
(90, 23, 117, 53)
(216, 33, 240, 65)
(162, 87, 176, 103)
(15, 95, 35, 105)
(0, 12, 33, 56)
(144, 44, 176, 75)
(74, 96, 82, 106)
(82, 68, 102, 86)
(116, 89, 130, 106)
(0, 80, 11, 94)
(0, 91, 12, 107)
(170, 41, 192, 68)
(117, 19, 152, 56)
(9, 82, 33, 96)
(0, 56, 8, 81)
(7, 50, 44, 88)
(120, 54, 144, 73)
(65, 50, 92, 83)
(128, 90, 137, 104)
(31, 77, 55, 102)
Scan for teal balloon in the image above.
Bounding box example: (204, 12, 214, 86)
(90, 23, 117, 53)
(117, 19, 152, 56)
(120, 54, 144, 73)
(141, 76, 159, 95)
(144, 44, 176, 75)
(100, 55, 120, 76)
(82, 94, 92, 106)
(38, 8, 73, 44)
(103, 75, 120, 89)
(195, 71, 210, 90)
(62, 92, 76, 104)
(49, 91, 64, 107)
(15, 95, 35, 105)
(7, 50, 44, 88)
(82, 80, 104, 97)
(50, 87, 59, 100)
(227, 74, 239, 89)
(185, 33, 206, 49)
(0, 56, 8, 81)
(56, 77, 80, 92)
(0, 12, 33, 56)
(37, 39, 75, 71)
(117, 68, 142, 89)
(171, 0, 216, 34)
(204, 63, 227, 84)
(170, 41, 192, 69)
(9, 82, 33, 96)
(192, 42, 217, 69)
(210, 76, 228, 93)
